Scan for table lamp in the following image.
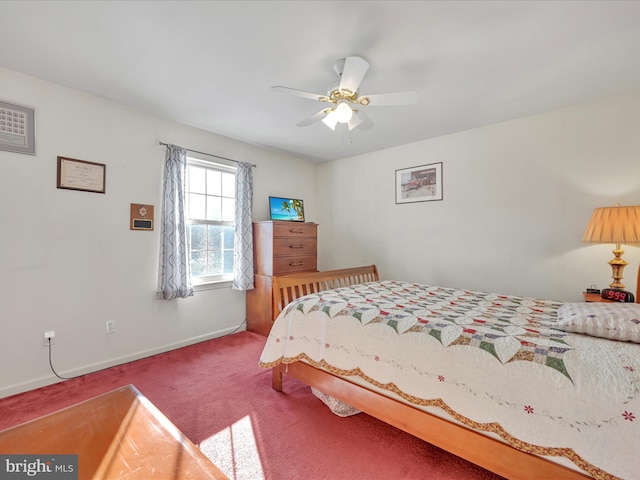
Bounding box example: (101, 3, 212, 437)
(582, 204, 640, 289)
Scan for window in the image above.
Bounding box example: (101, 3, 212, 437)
(186, 157, 236, 284)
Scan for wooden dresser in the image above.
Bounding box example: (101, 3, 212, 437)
(247, 221, 318, 336)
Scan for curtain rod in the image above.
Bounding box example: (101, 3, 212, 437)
(159, 141, 256, 167)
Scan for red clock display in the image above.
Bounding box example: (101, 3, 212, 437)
(600, 288, 635, 303)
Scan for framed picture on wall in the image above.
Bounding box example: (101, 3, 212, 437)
(395, 162, 443, 204)
(0, 99, 36, 155)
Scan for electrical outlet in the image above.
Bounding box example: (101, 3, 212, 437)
(105, 320, 115, 334)
(43, 330, 55, 346)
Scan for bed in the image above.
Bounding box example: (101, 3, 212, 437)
(259, 265, 640, 480)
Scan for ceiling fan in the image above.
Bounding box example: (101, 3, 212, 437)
(272, 56, 419, 132)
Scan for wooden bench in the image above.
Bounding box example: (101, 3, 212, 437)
(0, 385, 228, 479)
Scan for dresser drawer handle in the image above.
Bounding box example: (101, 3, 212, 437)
(289, 229, 304, 234)
(289, 244, 304, 249)
(289, 261, 304, 266)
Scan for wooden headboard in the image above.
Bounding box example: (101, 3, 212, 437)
(271, 264, 640, 318)
(272, 265, 379, 320)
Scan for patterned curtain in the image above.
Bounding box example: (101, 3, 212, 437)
(157, 144, 194, 300)
(232, 161, 254, 290)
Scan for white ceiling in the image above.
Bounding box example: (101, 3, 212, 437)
(1, 1, 640, 163)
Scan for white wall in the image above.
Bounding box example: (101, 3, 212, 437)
(317, 91, 640, 302)
(3, 65, 639, 399)
(0, 67, 317, 397)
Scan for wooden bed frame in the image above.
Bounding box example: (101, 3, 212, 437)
(268, 265, 620, 480)
(272, 264, 380, 316)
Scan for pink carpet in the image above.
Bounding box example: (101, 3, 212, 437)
(0, 331, 504, 479)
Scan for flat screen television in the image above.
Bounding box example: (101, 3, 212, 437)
(269, 196, 305, 222)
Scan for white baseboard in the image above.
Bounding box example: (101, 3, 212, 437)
(0, 325, 244, 399)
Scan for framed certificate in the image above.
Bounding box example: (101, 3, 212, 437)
(57, 156, 106, 194)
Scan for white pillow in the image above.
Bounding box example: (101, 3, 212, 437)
(556, 302, 640, 343)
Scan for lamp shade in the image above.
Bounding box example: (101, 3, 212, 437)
(582, 205, 640, 245)
(334, 101, 353, 123)
(321, 111, 339, 130)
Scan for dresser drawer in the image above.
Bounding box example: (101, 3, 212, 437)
(273, 222, 317, 238)
(273, 255, 317, 275)
(273, 237, 317, 257)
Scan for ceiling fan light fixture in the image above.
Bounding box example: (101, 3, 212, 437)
(273, 55, 417, 133)
(322, 110, 339, 130)
(347, 110, 363, 131)
(334, 100, 353, 123)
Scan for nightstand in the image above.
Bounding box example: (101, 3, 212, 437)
(583, 292, 615, 303)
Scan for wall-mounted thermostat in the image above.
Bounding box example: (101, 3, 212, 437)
(130, 203, 154, 231)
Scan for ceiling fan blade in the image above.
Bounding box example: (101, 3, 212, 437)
(339, 56, 369, 94)
(272, 86, 328, 102)
(361, 91, 419, 106)
(296, 109, 328, 127)
(351, 110, 374, 131)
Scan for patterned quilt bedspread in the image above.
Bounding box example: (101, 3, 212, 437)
(259, 281, 640, 480)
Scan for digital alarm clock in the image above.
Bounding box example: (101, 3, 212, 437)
(600, 288, 635, 303)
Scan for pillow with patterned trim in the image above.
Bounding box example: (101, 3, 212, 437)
(556, 303, 640, 343)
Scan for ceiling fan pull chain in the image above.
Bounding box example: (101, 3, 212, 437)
(340, 129, 352, 148)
